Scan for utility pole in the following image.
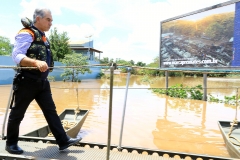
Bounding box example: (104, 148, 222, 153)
(85, 35, 92, 60)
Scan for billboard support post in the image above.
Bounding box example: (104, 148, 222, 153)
(203, 73, 207, 101)
(165, 71, 169, 94)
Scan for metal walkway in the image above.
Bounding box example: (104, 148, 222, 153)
(0, 140, 234, 160)
(0, 140, 174, 160)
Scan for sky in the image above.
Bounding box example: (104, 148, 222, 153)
(0, 0, 231, 64)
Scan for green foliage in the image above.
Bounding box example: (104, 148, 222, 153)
(147, 56, 159, 68)
(226, 74, 240, 78)
(96, 71, 105, 79)
(152, 83, 240, 104)
(136, 61, 146, 67)
(129, 60, 135, 65)
(47, 76, 55, 82)
(151, 84, 202, 100)
(224, 95, 240, 105)
(142, 56, 165, 76)
(188, 85, 203, 100)
(167, 84, 188, 99)
(49, 27, 73, 61)
(101, 74, 110, 79)
(61, 53, 91, 82)
(168, 71, 184, 77)
(208, 94, 240, 105)
(136, 69, 146, 75)
(141, 75, 153, 83)
(117, 59, 131, 66)
(116, 59, 135, 73)
(152, 88, 166, 94)
(184, 72, 202, 77)
(208, 94, 222, 103)
(0, 36, 12, 55)
(137, 56, 159, 76)
(100, 57, 112, 64)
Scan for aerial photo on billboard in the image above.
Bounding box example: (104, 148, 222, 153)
(160, 2, 240, 69)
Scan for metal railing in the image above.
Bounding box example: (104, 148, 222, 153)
(0, 64, 238, 160)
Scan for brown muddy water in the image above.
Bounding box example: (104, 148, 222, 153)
(1, 75, 240, 158)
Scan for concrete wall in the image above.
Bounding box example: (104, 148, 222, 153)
(0, 55, 101, 85)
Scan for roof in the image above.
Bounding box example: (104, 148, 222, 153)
(68, 40, 102, 53)
(70, 47, 103, 53)
(68, 40, 87, 45)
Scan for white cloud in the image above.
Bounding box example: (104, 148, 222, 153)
(0, 28, 5, 37)
(96, 1, 168, 63)
(166, 0, 229, 17)
(19, 0, 111, 39)
(19, 0, 62, 18)
(47, 23, 96, 43)
(96, 36, 156, 63)
(0, 28, 16, 43)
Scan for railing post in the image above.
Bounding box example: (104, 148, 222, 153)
(106, 65, 114, 160)
(117, 67, 131, 150)
(1, 71, 15, 139)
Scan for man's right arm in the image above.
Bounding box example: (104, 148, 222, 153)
(12, 32, 48, 72)
(12, 32, 33, 65)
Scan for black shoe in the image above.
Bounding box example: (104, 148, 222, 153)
(5, 144, 23, 154)
(59, 137, 82, 151)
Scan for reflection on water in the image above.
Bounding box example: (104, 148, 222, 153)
(1, 76, 239, 158)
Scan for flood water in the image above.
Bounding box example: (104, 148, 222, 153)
(1, 75, 240, 158)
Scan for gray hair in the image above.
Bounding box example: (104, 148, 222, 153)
(33, 8, 51, 23)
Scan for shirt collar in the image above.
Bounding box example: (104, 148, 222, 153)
(32, 25, 45, 36)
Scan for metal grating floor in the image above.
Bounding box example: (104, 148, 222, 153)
(0, 140, 177, 160)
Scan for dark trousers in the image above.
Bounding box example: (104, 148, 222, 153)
(6, 78, 69, 146)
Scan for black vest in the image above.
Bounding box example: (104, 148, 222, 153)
(20, 27, 54, 79)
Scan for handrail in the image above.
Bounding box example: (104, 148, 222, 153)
(1, 64, 240, 73)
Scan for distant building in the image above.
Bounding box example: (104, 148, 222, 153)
(68, 40, 103, 61)
(0, 40, 103, 85)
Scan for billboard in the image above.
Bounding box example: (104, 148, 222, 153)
(160, 0, 240, 69)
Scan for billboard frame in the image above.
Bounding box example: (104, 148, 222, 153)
(159, 0, 240, 72)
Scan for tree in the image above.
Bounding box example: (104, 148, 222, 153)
(148, 56, 159, 68)
(100, 57, 109, 64)
(116, 59, 131, 66)
(129, 60, 135, 65)
(116, 59, 135, 73)
(49, 27, 73, 61)
(0, 36, 12, 55)
(136, 61, 146, 67)
(61, 53, 92, 82)
(138, 56, 160, 76)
